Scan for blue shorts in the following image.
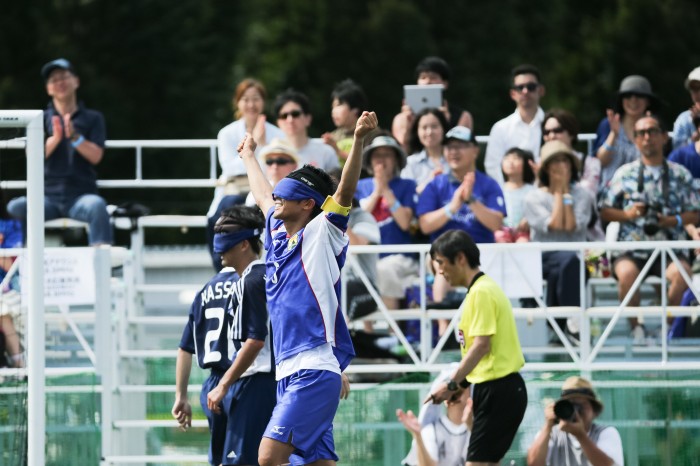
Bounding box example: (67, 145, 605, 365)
(202, 371, 277, 465)
(264, 369, 341, 465)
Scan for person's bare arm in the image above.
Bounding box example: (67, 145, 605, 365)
(63, 113, 104, 164)
(334, 111, 378, 207)
(527, 403, 556, 466)
(207, 338, 265, 414)
(469, 200, 504, 232)
(426, 335, 491, 404)
(596, 110, 619, 167)
(171, 349, 193, 431)
(238, 134, 275, 213)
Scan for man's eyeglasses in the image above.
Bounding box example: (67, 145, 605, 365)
(634, 127, 663, 138)
(543, 127, 565, 136)
(278, 110, 303, 120)
(266, 158, 295, 166)
(512, 82, 539, 93)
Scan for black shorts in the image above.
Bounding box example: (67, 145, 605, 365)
(612, 250, 689, 280)
(468, 372, 527, 463)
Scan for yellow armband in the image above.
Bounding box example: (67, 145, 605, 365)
(321, 196, 351, 216)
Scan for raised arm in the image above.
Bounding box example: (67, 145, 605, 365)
(334, 111, 378, 207)
(238, 134, 275, 214)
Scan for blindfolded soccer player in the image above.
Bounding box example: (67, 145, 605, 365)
(239, 111, 378, 465)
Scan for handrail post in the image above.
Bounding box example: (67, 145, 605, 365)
(135, 145, 143, 180)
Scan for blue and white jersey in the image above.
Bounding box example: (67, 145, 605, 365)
(179, 268, 238, 372)
(264, 208, 355, 374)
(228, 260, 274, 376)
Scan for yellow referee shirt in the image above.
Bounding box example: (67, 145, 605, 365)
(457, 274, 524, 384)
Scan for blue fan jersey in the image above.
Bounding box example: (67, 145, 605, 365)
(264, 208, 355, 371)
(179, 268, 238, 372)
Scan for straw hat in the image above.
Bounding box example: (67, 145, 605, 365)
(560, 376, 603, 414)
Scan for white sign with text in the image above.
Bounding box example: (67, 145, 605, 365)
(21, 248, 96, 305)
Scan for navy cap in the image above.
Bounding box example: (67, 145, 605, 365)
(41, 58, 76, 81)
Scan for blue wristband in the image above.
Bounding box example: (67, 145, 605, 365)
(676, 214, 683, 227)
(602, 142, 614, 151)
(389, 200, 401, 214)
(443, 205, 454, 219)
(71, 135, 85, 148)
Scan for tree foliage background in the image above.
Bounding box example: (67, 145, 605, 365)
(1, 0, 699, 235)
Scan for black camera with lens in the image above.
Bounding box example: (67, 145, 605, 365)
(642, 203, 663, 236)
(553, 398, 580, 422)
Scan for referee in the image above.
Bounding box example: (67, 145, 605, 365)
(426, 229, 527, 465)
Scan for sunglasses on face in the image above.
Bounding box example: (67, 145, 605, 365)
(266, 158, 295, 166)
(634, 127, 662, 138)
(512, 82, 539, 93)
(543, 127, 566, 136)
(278, 110, 303, 120)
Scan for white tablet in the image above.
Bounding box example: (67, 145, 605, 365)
(403, 84, 444, 113)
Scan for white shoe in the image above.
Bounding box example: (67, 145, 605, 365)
(631, 325, 646, 345)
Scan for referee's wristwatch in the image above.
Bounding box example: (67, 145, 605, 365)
(446, 379, 459, 391)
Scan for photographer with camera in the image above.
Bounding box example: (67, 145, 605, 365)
(527, 376, 623, 466)
(600, 115, 700, 344)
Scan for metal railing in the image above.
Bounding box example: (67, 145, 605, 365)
(0, 134, 599, 191)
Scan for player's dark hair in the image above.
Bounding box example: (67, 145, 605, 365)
(215, 205, 265, 255)
(501, 147, 536, 184)
(511, 64, 541, 84)
(415, 56, 451, 81)
(430, 229, 480, 268)
(408, 107, 449, 155)
(273, 88, 311, 117)
(286, 165, 337, 217)
(331, 79, 367, 115)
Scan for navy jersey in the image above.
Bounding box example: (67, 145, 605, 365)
(229, 260, 274, 376)
(264, 208, 355, 371)
(179, 268, 238, 372)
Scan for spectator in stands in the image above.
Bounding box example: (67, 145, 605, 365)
(672, 66, 700, 150)
(669, 115, 700, 252)
(355, 135, 418, 311)
(426, 229, 527, 465)
(322, 79, 374, 165)
(401, 108, 451, 194)
(600, 115, 700, 344)
(418, 126, 505, 334)
(524, 141, 595, 343)
(543, 108, 601, 197)
(594, 75, 659, 190)
(0, 190, 23, 368)
(392, 57, 473, 151)
(527, 376, 624, 466)
(245, 138, 300, 206)
(8, 58, 112, 246)
(209, 78, 284, 270)
(495, 148, 536, 243)
(485, 64, 546, 185)
(417, 126, 505, 243)
(274, 89, 340, 171)
(668, 114, 700, 179)
(173, 206, 275, 466)
(397, 367, 473, 466)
